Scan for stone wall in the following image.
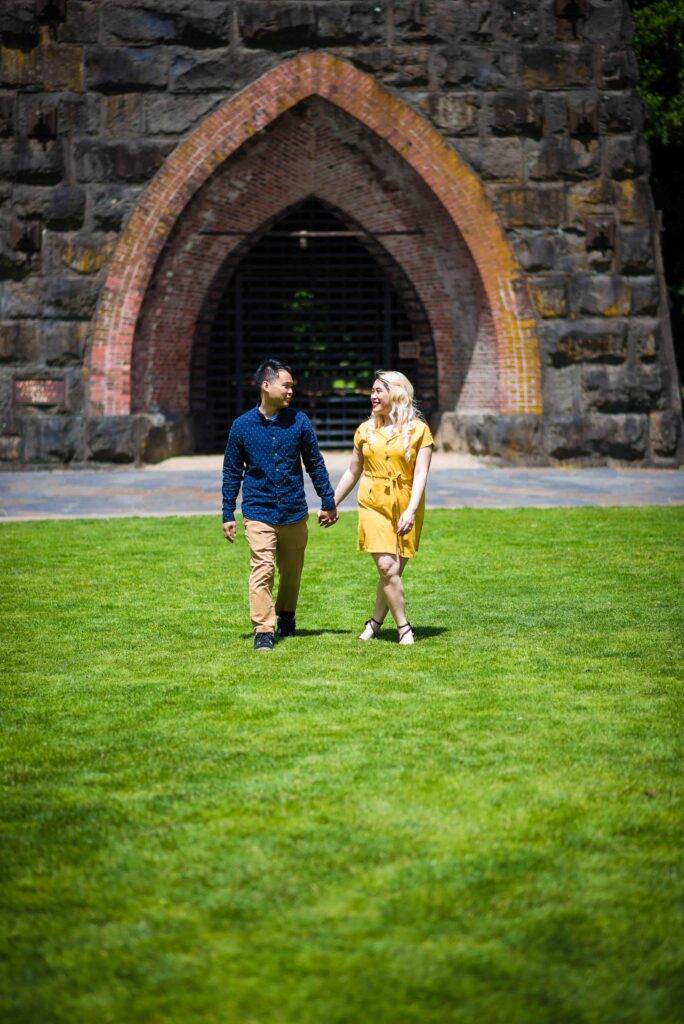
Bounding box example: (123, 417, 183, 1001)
(1, 0, 682, 465)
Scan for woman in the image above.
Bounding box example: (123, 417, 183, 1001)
(333, 370, 433, 645)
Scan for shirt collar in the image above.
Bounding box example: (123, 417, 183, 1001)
(254, 404, 280, 424)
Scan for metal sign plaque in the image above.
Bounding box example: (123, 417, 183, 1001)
(398, 341, 420, 360)
(15, 379, 66, 406)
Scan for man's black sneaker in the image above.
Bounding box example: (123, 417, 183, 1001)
(254, 632, 275, 651)
(277, 612, 296, 638)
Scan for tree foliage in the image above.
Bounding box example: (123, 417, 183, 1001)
(631, 0, 684, 144)
(631, 0, 684, 376)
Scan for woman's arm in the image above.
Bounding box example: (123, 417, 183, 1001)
(396, 444, 433, 535)
(333, 446, 364, 506)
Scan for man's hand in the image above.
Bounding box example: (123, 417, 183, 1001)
(223, 520, 237, 543)
(318, 507, 338, 528)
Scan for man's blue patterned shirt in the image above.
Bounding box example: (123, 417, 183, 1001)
(222, 405, 335, 525)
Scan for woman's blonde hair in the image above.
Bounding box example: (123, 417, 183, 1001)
(366, 370, 421, 461)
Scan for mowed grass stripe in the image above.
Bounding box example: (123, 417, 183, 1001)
(1, 508, 682, 1024)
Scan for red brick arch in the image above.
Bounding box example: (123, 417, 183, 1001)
(88, 51, 542, 416)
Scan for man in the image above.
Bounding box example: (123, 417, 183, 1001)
(222, 358, 338, 651)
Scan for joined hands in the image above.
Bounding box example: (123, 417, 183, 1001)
(318, 507, 339, 528)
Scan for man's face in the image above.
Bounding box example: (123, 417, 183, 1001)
(263, 370, 295, 408)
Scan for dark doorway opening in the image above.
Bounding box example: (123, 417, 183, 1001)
(191, 198, 436, 451)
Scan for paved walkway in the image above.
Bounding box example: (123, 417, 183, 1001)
(1, 453, 682, 520)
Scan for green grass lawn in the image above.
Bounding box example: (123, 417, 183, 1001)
(1, 508, 682, 1024)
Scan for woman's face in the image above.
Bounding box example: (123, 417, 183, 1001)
(370, 379, 391, 417)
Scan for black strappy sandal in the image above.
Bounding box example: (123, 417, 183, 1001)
(359, 617, 383, 640)
(397, 622, 415, 644)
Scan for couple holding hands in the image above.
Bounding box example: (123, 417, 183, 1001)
(222, 358, 433, 650)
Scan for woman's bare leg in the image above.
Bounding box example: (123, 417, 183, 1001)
(361, 553, 412, 643)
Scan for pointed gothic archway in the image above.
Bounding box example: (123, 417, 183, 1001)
(87, 52, 542, 424)
(190, 197, 437, 451)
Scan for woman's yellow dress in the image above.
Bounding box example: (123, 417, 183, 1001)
(353, 419, 434, 558)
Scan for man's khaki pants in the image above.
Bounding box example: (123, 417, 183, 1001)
(243, 516, 309, 634)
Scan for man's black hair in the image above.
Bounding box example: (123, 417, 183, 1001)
(254, 358, 293, 388)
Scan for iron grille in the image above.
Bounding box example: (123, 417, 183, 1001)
(191, 199, 436, 451)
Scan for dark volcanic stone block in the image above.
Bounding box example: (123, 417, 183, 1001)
(74, 140, 174, 183)
(489, 90, 544, 138)
(570, 273, 630, 316)
(542, 93, 569, 135)
(92, 186, 143, 231)
(456, 138, 523, 181)
(317, 3, 386, 45)
(529, 275, 569, 318)
(169, 49, 273, 92)
(493, 0, 543, 42)
(584, 0, 629, 45)
(0, 320, 35, 361)
(86, 415, 136, 462)
(494, 186, 566, 227)
(239, 1, 384, 49)
(396, 0, 493, 43)
(86, 46, 169, 92)
(0, 96, 14, 138)
(526, 136, 600, 180)
(58, 94, 101, 135)
(39, 321, 89, 365)
(545, 413, 648, 461)
(0, 232, 32, 279)
(349, 45, 433, 87)
(0, 139, 65, 185)
(135, 412, 194, 462)
(0, 368, 13, 433)
(629, 276, 659, 316)
(1, 0, 39, 44)
(582, 364, 665, 413)
(439, 43, 512, 89)
(521, 45, 593, 89)
(435, 412, 545, 462)
(628, 318, 661, 362)
(143, 94, 219, 135)
(1, 278, 44, 318)
(102, 94, 144, 135)
(45, 185, 86, 230)
(585, 414, 649, 459)
(42, 277, 101, 320)
(541, 364, 579, 415)
(599, 93, 643, 135)
(649, 411, 681, 457)
(239, 0, 317, 48)
(21, 414, 81, 464)
(602, 135, 650, 180)
(511, 230, 559, 272)
(104, 1, 232, 49)
(541, 319, 628, 366)
(0, 434, 21, 461)
(617, 226, 655, 275)
(600, 47, 639, 90)
(59, 0, 99, 43)
(419, 93, 480, 135)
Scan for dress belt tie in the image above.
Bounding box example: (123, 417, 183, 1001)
(363, 472, 408, 554)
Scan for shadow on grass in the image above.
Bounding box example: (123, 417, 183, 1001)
(239, 629, 350, 639)
(238, 627, 449, 641)
(372, 625, 449, 643)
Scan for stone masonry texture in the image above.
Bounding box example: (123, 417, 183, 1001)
(0, 0, 682, 466)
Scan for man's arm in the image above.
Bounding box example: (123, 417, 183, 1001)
(222, 424, 245, 542)
(300, 416, 336, 513)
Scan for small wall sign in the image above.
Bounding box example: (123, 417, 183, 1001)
(14, 379, 66, 406)
(398, 341, 420, 360)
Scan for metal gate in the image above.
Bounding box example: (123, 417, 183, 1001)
(191, 199, 436, 451)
